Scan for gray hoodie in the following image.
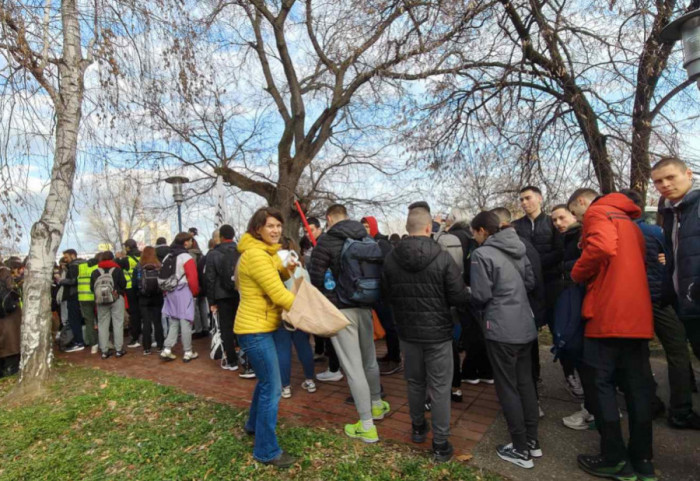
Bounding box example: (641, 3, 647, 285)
(470, 227, 538, 344)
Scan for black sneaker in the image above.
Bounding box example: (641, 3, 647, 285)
(497, 444, 534, 469)
(127, 340, 141, 348)
(527, 439, 542, 458)
(261, 451, 297, 469)
(432, 441, 454, 463)
(143, 349, 152, 356)
(115, 350, 127, 358)
(239, 368, 256, 379)
(668, 411, 700, 430)
(379, 360, 403, 376)
(577, 454, 636, 480)
(65, 343, 85, 353)
(632, 459, 658, 481)
(101, 351, 111, 360)
(412, 422, 430, 443)
(451, 389, 463, 402)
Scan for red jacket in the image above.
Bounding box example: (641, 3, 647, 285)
(571, 193, 653, 339)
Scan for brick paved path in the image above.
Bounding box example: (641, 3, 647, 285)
(58, 338, 499, 456)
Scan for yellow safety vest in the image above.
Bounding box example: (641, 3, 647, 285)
(123, 255, 140, 290)
(77, 262, 99, 302)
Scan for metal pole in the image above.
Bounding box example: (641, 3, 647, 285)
(177, 203, 183, 233)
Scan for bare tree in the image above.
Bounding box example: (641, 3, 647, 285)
(407, 0, 699, 200)
(122, 0, 492, 236)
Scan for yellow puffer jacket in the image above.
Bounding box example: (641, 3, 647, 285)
(234, 233, 295, 334)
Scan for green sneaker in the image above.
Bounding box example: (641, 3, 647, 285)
(372, 400, 391, 420)
(344, 421, 379, 443)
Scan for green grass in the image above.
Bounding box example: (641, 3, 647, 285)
(0, 364, 499, 481)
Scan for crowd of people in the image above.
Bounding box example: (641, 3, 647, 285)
(0, 156, 699, 479)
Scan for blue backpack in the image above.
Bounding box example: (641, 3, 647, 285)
(336, 237, 384, 306)
(551, 284, 586, 360)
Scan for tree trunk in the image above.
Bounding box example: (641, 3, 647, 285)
(13, 0, 85, 399)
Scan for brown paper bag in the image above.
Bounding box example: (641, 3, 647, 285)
(282, 277, 350, 337)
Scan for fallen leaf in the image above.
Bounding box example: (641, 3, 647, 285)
(456, 453, 473, 462)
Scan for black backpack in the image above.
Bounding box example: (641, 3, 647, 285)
(336, 237, 384, 306)
(138, 265, 161, 297)
(219, 246, 240, 294)
(0, 283, 19, 318)
(158, 253, 184, 292)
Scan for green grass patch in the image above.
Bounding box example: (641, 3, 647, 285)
(0, 364, 499, 481)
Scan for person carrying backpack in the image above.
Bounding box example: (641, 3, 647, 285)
(205, 224, 241, 371)
(90, 251, 128, 359)
(116, 239, 142, 349)
(160, 232, 200, 363)
(135, 246, 164, 355)
(309, 203, 388, 444)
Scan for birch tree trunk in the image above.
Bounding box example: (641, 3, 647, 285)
(14, 0, 86, 397)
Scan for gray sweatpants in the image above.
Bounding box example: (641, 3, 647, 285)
(164, 316, 193, 353)
(97, 296, 125, 353)
(401, 340, 453, 444)
(331, 308, 381, 421)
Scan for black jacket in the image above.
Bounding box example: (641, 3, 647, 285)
(448, 223, 478, 284)
(374, 233, 393, 257)
(635, 220, 673, 306)
(513, 212, 563, 283)
(156, 245, 171, 262)
(59, 259, 82, 301)
(382, 236, 470, 343)
(518, 231, 546, 327)
(204, 240, 240, 306)
(309, 219, 368, 309)
(89, 261, 127, 295)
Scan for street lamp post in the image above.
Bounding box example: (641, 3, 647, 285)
(661, 6, 700, 90)
(165, 176, 190, 233)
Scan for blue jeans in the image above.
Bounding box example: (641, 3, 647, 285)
(238, 333, 282, 462)
(273, 327, 315, 386)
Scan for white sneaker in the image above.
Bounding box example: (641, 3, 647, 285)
(183, 350, 199, 363)
(91, 345, 99, 354)
(566, 373, 585, 399)
(562, 406, 594, 430)
(281, 386, 292, 398)
(221, 360, 239, 371)
(538, 402, 545, 418)
(301, 379, 317, 393)
(316, 369, 343, 382)
(151, 341, 157, 348)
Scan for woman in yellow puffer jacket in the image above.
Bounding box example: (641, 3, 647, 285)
(235, 207, 297, 468)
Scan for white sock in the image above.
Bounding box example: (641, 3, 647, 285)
(361, 419, 374, 431)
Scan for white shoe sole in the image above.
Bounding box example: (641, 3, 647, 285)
(463, 379, 480, 385)
(497, 451, 534, 469)
(317, 375, 343, 382)
(530, 448, 543, 458)
(302, 385, 317, 393)
(562, 419, 592, 431)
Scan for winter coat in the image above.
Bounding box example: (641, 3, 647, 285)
(205, 240, 240, 305)
(0, 273, 21, 358)
(89, 260, 128, 294)
(156, 244, 171, 262)
(234, 233, 294, 335)
(660, 183, 700, 318)
(635, 219, 673, 306)
(59, 259, 82, 301)
(309, 219, 369, 309)
(513, 212, 564, 283)
(161, 247, 200, 322)
(447, 224, 478, 284)
(571, 194, 653, 339)
(382, 236, 470, 344)
(519, 232, 546, 327)
(470, 228, 538, 344)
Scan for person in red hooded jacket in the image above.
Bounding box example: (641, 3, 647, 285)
(567, 188, 656, 481)
(361, 216, 402, 375)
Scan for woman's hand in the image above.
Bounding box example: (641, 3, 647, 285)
(287, 260, 298, 275)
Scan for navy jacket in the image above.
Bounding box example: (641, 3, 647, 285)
(513, 212, 563, 283)
(635, 220, 673, 306)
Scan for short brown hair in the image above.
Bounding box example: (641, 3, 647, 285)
(173, 232, 194, 246)
(567, 188, 599, 208)
(325, 204, 348, 219)
(551, 204, 569, 213)
(247, 207, 284, 239)
(651, 156, 687, 172)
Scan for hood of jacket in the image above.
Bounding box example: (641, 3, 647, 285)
(237, 232, 280, 256)
(98, 260, 120, 270)
(593, 193, 642, 218)
(391, 236, 443, 273)
(327, 219, 368, 242)
(563, 223, 582, 238)
(87, 257, 99, 267)
(483, 227, 526, 259)
(361, 216, 379, 238)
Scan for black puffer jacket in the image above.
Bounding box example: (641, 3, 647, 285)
(309, 219, 368, 309)
(382, 236, 470, 343)
(513, 212, 563, 283)
(635, 220, 673, 306)
(204, 240, 240, 306)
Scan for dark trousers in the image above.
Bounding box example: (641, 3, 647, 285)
(680, 315, 700, 363)
(126, 289, 142, 342)
(653, 304, 693, 418)
(401, 340, 453, 444)
(315, 336, 340, 372)
(217, 297, 239, 363)
(375, 304, 401, 361)
(486, 340, 539, 451)
(139, 297, 164, 350)
(314, 335, 325, 355)
(581, 338, 654, 463)
(66, 297, 84, 345)
(461, 323, 493, 381)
